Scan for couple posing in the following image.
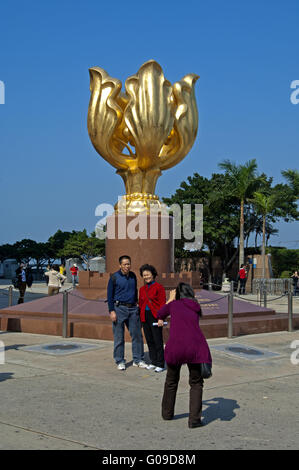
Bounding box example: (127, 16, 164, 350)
(107, 255, 165, 372)
(107, 255, 212, 428)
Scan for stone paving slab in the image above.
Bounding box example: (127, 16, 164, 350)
(0, 330, 299, 449)
(0, 422, 96, 450)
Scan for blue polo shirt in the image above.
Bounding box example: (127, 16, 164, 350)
(107, 270, 138, 312)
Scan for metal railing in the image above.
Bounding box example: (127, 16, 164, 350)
(252, 278, 292, 295)
(0, 282, 296, 339)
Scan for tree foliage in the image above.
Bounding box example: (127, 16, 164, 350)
(267, 247, 299, 277)
(0, 229, 105, 271)
(163, 164, 299, 280)
(58, 229, 105, 269)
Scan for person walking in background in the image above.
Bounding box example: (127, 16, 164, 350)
(139, 264, 166, 372)
(291, 271, 299, 296)
(107, 255, 146, 371)
(157, 282, 212, 429)
(59, 264, 66, 276)
(238, 264, 247, 295)
(15, 263, 33, 304)
(70, 263, 79, 287)
(44, 265, 66, 296)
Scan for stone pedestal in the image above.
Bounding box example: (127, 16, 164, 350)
(79, 212, 202, 293)
(105, 213, 174, 275)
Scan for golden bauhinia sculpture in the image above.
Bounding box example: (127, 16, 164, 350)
(87, 60, 199, 213)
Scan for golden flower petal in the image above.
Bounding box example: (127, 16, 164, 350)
(159, 73, 199, 170)
(124, 60, 174, 170)
(88, 67, 134, 170)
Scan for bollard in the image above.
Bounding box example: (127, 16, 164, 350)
(62, 291, 68, 338)
(228, 281, 234, 338)
(288, 290, 293, 332)
(8, 286, 13, 307)
(263, 282, 267, 308)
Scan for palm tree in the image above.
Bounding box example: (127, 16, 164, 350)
(218, 159, 261, 267)
(281, 169, 299, 198)
(251, 192, 276, 278)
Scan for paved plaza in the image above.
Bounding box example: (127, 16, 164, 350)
(0, 307, 299, 450)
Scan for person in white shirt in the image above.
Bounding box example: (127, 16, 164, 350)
(44, 265, 66, 296)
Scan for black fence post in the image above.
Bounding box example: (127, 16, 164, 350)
(62, 291, 68, 338)
(8, 286, 13, 307)
(288, 289, 293, 332)
(228, 281, 234, 338)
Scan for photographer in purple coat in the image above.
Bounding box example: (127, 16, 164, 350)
(157, 282, 212, 428)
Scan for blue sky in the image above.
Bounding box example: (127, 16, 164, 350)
(0, 0, 298, 248)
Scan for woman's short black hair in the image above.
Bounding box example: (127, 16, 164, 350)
(139, 264, 158, 279)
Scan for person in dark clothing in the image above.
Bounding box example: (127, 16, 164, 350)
(157, 283, 212, 428)
(238, 264, 247, 295)
(107, 255, 146, 371)
(291, 271, 299, 296)
(15, 263, 33, 304)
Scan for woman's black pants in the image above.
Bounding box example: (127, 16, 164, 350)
(142, 309, 165, 368)
(162, 363, 204, 426)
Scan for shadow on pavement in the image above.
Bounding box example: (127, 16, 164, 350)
(172, 397, 240, 425)
(4, 344, 27, 351)
(202, 397, 240, 424)
(0, 373, 14, 382)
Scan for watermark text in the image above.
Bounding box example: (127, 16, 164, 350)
(95, 201, 203, 250)
(0, 81, 5, 104)
(290, 340, 299, 365)
(0, 341, 5, 364)
(290, 80, 299, 105)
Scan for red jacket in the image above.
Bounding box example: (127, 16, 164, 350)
(139, 281, 166, 322)
(70, 266, 78, 276)
(239, 268, 246, 279)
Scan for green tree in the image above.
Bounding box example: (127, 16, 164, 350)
(0, 243, 15, 262)
(163, 172, 240, 281)
(13, 239, 52, 273)
(251, 192, 277, 278)
(267, 247, 299, 278)
(281, 169, 299, 198)
(218, 159, 262, 268)
(47, 229, 73, 263)
(59, 230, 105, 270)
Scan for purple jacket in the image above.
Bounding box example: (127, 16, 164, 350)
(157, 298, 212, 366)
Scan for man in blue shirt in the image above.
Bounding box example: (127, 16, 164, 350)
(107, 255, 146, 370)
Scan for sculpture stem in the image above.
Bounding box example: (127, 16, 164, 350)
(116, 167, 162, 195)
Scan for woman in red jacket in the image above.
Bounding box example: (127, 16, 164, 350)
(139, 264, 166, 372)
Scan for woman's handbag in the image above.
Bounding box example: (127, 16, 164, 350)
(199, 362, 212, 379)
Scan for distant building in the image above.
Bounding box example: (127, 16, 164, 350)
(1, 259, 18, 279)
